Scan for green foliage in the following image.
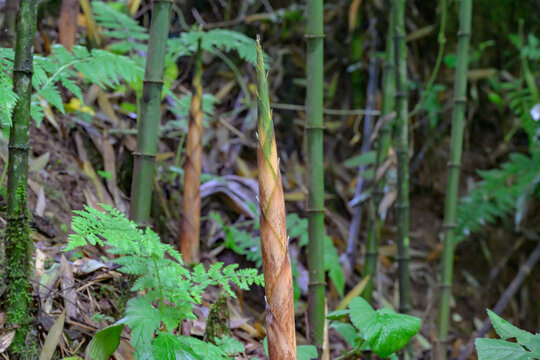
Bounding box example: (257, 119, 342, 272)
(328, 297, 421, 358)
(66, 205, 263, 360)
(92, 1, 148, 54)
(0, 45, 143, 126)
(211, 212, 345, 298)
(455, 148, 540, 243)
(475, 309, 540, 360)
(88, 324, 124, 360)
(262, 337, 317, 360)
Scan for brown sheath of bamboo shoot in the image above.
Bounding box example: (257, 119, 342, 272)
(256, 39, 297, 360)
(179, 42, 203, 263)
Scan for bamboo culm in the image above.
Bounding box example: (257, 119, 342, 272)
(179, 42, 203, 263)
(393, 0, 411, 315)
(130, 0, 172, 225)
(437, 0, 472, 358)
(4, 0, 38, 356)
(256, 39, 297, 360)
(346, 19, 379, 270)
(363, 4, 396, 301)
(306, 0, 326, 350)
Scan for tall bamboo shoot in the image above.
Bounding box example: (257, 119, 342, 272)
(256, 39, 297, 360)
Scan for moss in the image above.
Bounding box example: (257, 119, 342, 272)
(204, 296, 230, 343)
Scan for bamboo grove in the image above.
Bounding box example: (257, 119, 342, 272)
(11, 0, 540, 359)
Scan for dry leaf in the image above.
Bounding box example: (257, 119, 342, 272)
(39, 310, 66, 360)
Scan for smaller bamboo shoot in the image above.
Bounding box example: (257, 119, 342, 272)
(256, 38, 297, 360)
(179, 42, 203, 263)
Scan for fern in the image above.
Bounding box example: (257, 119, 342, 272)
(66, 205, 263, 359)
(0, 44, 143, 126)
(92, 1, 148, 54)
(455, 150, 540, 243)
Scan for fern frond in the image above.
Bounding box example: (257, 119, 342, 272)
(455, 151, 540, 243)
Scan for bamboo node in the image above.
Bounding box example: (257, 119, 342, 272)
(442, 222, 457, 230)
(304, 33, 325, 39)
(308, 280, 326, 287)
(132, 152, 156, 159)
(457, 31, 472, 37)
(143, 79, 164, 85)
(446, 162, 461, 169)
(454, 97, 467, 104)
(305, 207, 325, 213)
(8, 144, 30, 150)
(13, 66, 34, 74)
(305, 125, 325, 130)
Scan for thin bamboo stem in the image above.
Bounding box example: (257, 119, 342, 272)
(4, 0, 38, 356)
(256, 39, 297, 360)
(363, 4, 396, 302)
(306, 0, 326, 350)
(179, 41, 203, 263)
(393, 0, 411, 315)
(346, 19, 379, 269)
(437, 0, 472, 358)
(130, 0, 171, 226)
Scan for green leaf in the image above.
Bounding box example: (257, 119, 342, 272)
(349, 297, 421, 358)
(475, 338, 536, 360)
(214, 336, 245, 355)
(88, 324, 124, 360)
(487, 310, 534, 344)
(327, 309, 349, 320)
(118, 297, 160, 357)
(297, 345, 318, 360)
(343, 151, 376, 169)
(152, 332, 202, 360)
(330, 322, 360, 348)
(324, 236, 344, 297)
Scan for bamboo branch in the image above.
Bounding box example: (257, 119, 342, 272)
(256, 39, 297, 360)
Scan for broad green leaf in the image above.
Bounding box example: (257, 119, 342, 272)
(349, 297, 421, 358)
(487, 310, 534, 345)
(475, 338, 536, 360)
(349, 297, 376, 331)
(152, 332, 201, 360)
(297, 345, 318, 360)
(330, 322, 360, 348)
(88, 324, 124, 360)
(118, 297, 160, 358)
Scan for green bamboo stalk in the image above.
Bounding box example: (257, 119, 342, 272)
(256, 39, 297, 360)
(350, 4, 364, 110)
(306, 0, 326, 350)
(437, 0, 472, 357)
(393, 0, 411, 315)
(130, 0, 171, 225)
(4, 0, 38, 356)
(363, 5, 396, 302)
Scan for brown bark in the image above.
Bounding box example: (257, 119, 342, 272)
(179, 44, 203, 263)
(256, 39, 297, 360)
(58, 0, 79, 50)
